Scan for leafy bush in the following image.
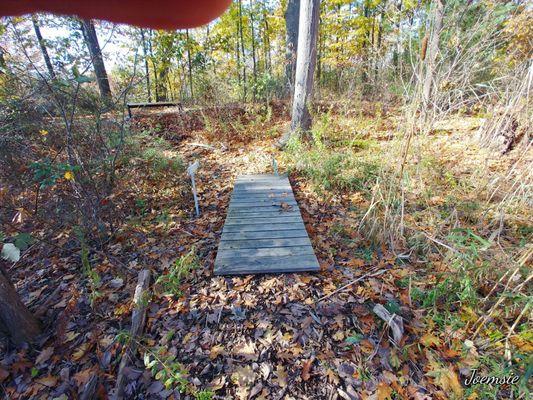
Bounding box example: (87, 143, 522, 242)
(156, 248, 199, 296)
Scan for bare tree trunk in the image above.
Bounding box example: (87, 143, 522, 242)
(80, 19, 112, 104)
(140, 29, 152, 102)
(238, 0, 247, 101)
(261, 0, 271, 73)
(148, 30, 161, 101)
(393, 0, 403, 70)
(0, 46, 7, 72)
(156, 65, 169, 101)
(31, 15, 56, 81)
(284, 0, 300, 96)
(422, 0, 445, 112)
(250, 0, 258, 100)
(236, 28, 241, 88)
(185, 29, 194, 100)
(0, 267, 41, 344)
(279, 0, 320, 146)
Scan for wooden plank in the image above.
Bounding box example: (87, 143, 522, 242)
(235, 174, 289, 180)
(232, 186, 292, 191)
(221, 229, 309, 241)
(224, 216, 303, 225)
(218, 237, 311, 250)
(230, 197, 297, 204)
(231, 189, 294, 196)
(215, 254, 319, 275)
(216, 246, 315, 259)
(227, 210, 300, 218)
(229, 203, 297, 209)
(230, 193, 294, 201)
(223, 222, 305, 233)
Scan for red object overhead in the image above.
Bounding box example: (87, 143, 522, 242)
(0, 0, 232, 29)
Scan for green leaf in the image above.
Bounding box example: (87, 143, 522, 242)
(14, 233, 33, 251)
(74, 75, 93, 84)
(384, 300, 401, 315)
(345, 333, 364, 344)
(164, 377, 174, 389)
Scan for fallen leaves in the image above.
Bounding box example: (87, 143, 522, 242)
(2, 107, 526, 400)
(233, 341, 258, 361)
(209, 344, 226, 360)
(376, 381, 393, 400)
(35, 375, 58, 388)
(35, 346, 54, 365)
(273, 365, 288, 388)
(301, 357, 314, 381)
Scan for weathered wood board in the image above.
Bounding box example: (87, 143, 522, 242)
(214, 174, 320, 275)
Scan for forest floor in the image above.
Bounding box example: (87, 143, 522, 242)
(1, 101, 531, 399)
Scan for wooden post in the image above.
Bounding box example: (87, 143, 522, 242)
(187, 161, 200, 217)
(272, 156, 278, 175)
(114, 269, 151, 400)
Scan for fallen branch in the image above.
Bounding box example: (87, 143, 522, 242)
(114, 269, 151, 400)
(373, 303, 404, 345)
(316, 269, 387, 303)
(186, 142, 217, 150)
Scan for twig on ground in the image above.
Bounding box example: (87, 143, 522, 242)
(316, 269, 387, 303)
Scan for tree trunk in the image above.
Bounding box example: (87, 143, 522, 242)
(0, 47, 7, 72)
(156, 65, 169, 101)
(284, 0, 300, 96)
(261, 0, 271, 73)
(238, 0, 247, 101)
(80, 19, 112, 104)
(393, 0, 403, 70)
(250, 0, 258, 100)
(31, 15, 56, 81)
(373, 3, 386, 89)
(279, 0, 320, 146)
(185, 29, 194, 100)
(140, 29, 152, 102)
(421, 0, 445, 112)
(0, 267, 41, 344)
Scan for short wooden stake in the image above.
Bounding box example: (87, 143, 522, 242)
(187, 161, 200, 217)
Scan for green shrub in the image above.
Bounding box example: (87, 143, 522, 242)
(156, 248, 199, 296)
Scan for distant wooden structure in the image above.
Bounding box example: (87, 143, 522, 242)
(214, 174, 320, 275)
(126, 101, 183, 117)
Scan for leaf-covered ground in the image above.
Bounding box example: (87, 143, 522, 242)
(1, 103, 530, 399)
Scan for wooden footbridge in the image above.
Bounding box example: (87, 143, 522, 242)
(214, 174, 320, 275)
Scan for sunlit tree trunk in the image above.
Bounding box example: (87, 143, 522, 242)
(148, 29, 161, 101)
(186, 29, 194, 100)
(261, 0, 271, 73)
(374, 2, 386, 88)
(236, 27, 241, 88)
(393, 0, 403, 70)
(238, 0, 247, 101)
(284, 0, 300, 96)
(422, 0, 445, 112)
(31, 15, 56, 81)
(80, 19, 112, 104)
(140, 29, 152, 102)
(0, 267, 41, 344)
(0, 47, 7, 72)
(279, 0, 320, 147)
(156, 65, 169, 101)
(250, 0, 258, 100)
